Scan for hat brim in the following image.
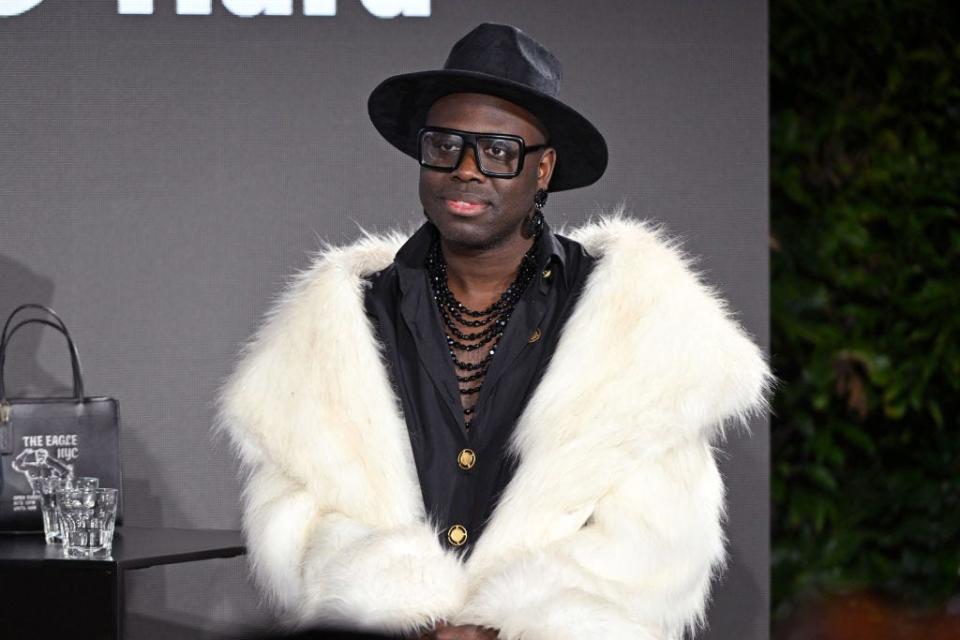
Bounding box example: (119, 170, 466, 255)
(367, 70, 608, 192)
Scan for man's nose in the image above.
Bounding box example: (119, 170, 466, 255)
(452, 144, 484, 180)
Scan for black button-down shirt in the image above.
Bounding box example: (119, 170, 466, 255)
(363, 221, 595, 553)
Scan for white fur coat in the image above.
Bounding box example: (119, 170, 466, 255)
(217, 215, 772, 640)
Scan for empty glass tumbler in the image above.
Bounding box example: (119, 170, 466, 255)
(56, 487, 118, 556)
(35, 476, 71, 544)
(70, 476, 99, 490)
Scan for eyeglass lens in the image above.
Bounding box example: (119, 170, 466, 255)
(420, 130, 523, 176)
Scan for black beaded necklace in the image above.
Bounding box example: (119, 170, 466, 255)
(427, 229, 541, 429)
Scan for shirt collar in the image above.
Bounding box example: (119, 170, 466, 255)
(395, 220, 568, 294)
(535, 220, 568, 289)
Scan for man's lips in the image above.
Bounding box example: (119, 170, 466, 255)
(445, 199, 488, 214)
(439, 192, 490, 215)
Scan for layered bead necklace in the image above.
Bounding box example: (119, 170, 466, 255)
(427, 230, 541, 430)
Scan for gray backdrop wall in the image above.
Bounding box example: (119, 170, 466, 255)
(0, 1, 769, 637)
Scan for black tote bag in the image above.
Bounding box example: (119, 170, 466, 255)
(0, 304, 123, 532)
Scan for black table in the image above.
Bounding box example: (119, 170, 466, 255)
(0, 526, 246, 639)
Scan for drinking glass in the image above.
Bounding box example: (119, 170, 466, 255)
(35, 476, 70, 544)
(69, 476, 99, 489)
(56, 487, 119, 557)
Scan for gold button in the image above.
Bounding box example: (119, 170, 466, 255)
(528, 328, 542, 343)
(457, 448, 476, 470)
(447, 524, 468, 547)
(542, 268, 552, 280)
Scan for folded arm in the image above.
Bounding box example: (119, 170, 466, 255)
(457, 438, 726, 640)
(241, 459, 467, 635)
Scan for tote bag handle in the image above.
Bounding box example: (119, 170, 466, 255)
(1, 304, 71, 340)
(0, 306, 86, 402)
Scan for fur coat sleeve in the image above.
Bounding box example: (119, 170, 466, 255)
(216, 216, 773, 640)
(216, 232, 467, 635)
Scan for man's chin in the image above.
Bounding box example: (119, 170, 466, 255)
(427, 212, 501, 251)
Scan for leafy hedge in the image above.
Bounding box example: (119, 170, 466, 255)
(770, 0, 960, 619)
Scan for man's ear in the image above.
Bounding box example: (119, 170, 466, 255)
(537, 147, 557, 190)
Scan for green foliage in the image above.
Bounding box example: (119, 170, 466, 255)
(770, 0, 960, 619)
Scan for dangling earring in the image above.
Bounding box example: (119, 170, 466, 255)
(534, 188, 549, 211)
(528, 189, 548, 235)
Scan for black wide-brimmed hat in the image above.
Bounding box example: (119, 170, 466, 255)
(367, 23, 608, 192)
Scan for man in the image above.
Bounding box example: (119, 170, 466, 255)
(219, 23, 771, 640)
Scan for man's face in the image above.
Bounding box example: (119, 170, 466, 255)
(419, 93, 556, 250)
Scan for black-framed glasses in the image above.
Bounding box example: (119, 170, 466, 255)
(418, 126, 550, 178)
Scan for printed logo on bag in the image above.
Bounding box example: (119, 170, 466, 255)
(1, 0, 430, 18)
(10, 439, 78, 512)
